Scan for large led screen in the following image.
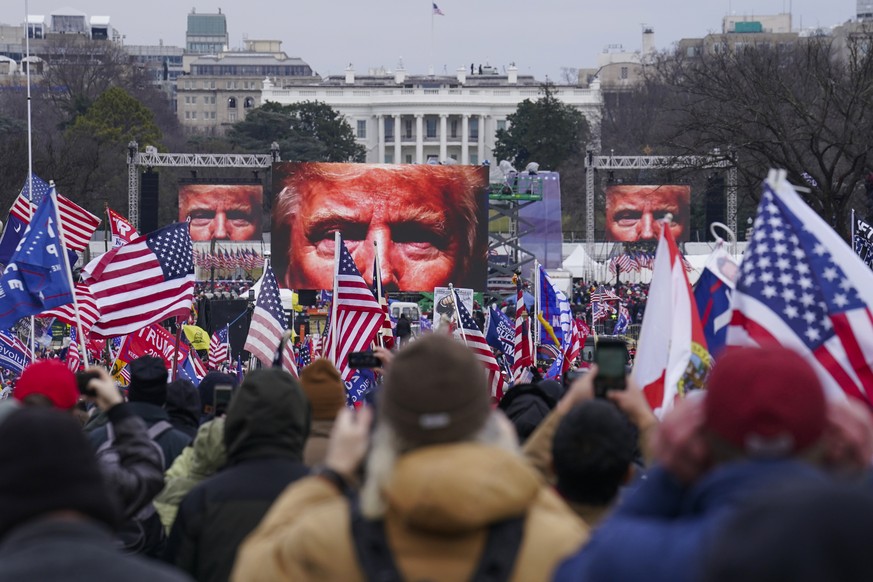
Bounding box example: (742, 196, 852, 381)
(178, 184, 264, 241)
(272, 162, 490, 292)
(605, 184, 691, 243)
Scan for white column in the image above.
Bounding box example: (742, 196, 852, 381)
(477, 114, 486, 164)
(439, 113, 448, 162)
(377, 115, 385, 163)
(415, 114, 424, 164)
(461, 114, 470, 164)
(393, 114, 402, 164)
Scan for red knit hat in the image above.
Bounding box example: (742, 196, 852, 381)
(705, 345, 826, 457)
(14, 360, 79, 410)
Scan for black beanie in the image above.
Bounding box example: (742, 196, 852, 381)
(127, 356, 169, 406)
(0, 407, 118, 540)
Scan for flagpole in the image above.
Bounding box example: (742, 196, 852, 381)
(450, 284, 467, 346)
(534, 260, 541, 349)
(329, 231, 340, 364)
(24, 0, 37, 363)
(373, 240, 385, 348)
(171, 316, 183, 380)
(852, 208, 856, 245)
(430, 2, 434, 76)
(50, 188, 89, 368)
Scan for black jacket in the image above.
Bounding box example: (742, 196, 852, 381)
(498, 383, 558, 443)
(89, 402, 193, 470)
(164, 369, 311, 582)
(0, 517, 191, 582)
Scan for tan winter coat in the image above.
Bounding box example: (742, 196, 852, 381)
(231, 442, 588, 582)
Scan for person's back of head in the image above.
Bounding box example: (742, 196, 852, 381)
(498, 383, 557, 443)
(0, 407, 118, 539)
(198, 371, 238, 419)
(165, 379, 201, 432)
(13, 359, 79, 411)
(704, 345, 826, 462)
(127, 356, 169, 407)
(379, 333, 492, 449)
(299, 358, 345, 421)
(223, 368, 311, 463)
(552, 400, 636, 507)
(703, 481, 873, 582)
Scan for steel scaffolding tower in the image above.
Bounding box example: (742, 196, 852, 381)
(584, 151, 738, 258)
(126, 141, 280, 230)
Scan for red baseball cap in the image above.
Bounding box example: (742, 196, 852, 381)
(14, 360, 79, 410)
(705, 345, 826, 457)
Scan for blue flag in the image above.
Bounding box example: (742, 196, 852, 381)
(178, 354, 204, 386)
(693, 245, 737, 357)
(486, 305, 515, 365)
(0, 191, 73, 330)
(538, 266, 572, 379)
(0, 176, 52, 264)
(346, 367, 376, 406)
(0, 330, 31, 374)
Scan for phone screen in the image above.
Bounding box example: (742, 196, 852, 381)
(594, 340, 628, 396)
(214, 384, 234, 415)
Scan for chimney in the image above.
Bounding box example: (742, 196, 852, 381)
(642, 27, 655, 54)
(456, 66, 466, 84)
(345, 63, 355, 84)
(395, 65, 406, 84)
(507, 63, 518, 84)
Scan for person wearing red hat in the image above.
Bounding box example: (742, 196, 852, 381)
(554, 345, 873, 582)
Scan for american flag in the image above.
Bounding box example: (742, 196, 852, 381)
(432, 2, 445, 15)
(40, 283, 100, 336)
(208, 326, 229, 370)
(85, 222, 195, 338)
(727, 173, 873, 407)
(67, 327, 81, 372)
(298, 341, 312, 369)
(562, 320, 583, 374)
(11, 184, 100, 251)
(372, 256, 395, 349)
(326, 235, 383, 383)
(243, 264, 297, 377)
(591, 285, 621, 303)
(512, 277, 533, 382)
(453, 288, 507, 399)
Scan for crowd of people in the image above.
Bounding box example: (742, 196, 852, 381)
(2, 331, 873, 581)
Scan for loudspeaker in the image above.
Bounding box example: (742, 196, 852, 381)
(140, 171, 160, 235)
(208, 300, 251, 358)
(297, 290, 318, 307)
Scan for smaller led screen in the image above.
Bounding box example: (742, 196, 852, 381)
(178, 184, 263, 241)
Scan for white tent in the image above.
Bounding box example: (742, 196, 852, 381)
(562, 244, 600, 278)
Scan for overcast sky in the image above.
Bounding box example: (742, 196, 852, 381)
(15, 1, 854, 80)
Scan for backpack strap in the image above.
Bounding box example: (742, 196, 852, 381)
(350, 495, 526, 582)
(147, 420, 174, 440)
(469, 515, 526, 582)
(349, 496, 404, 582)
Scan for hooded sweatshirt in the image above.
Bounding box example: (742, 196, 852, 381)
(164, 369, 311, 582)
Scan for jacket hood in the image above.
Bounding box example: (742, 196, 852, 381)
(190, 417, 228, 478)
(383, 443, 540, 535)
(224, 369, 311, 463)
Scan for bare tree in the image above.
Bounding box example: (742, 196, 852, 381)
(653, 32, 873, 237)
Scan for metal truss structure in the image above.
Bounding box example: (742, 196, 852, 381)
(487, 176, 545, 280)
(584, 152, 738, 257)
(126, 141, 280, 230)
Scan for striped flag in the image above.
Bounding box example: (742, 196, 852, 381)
(84, 222, 195, 338)
(208, 326, 229, 370)
(243, 264, 297, 377)
(453, 288, 507, 399)
(728, 171, 873, 408)
(432, 2, 445, 15)
(372, 256, 395, 349)
(39, 283, 100, 336)
(11, 188, 100, 252)
(326, 235, 383, 383)
(67, 327, 81, 372)
(512, 276, 533, 382)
